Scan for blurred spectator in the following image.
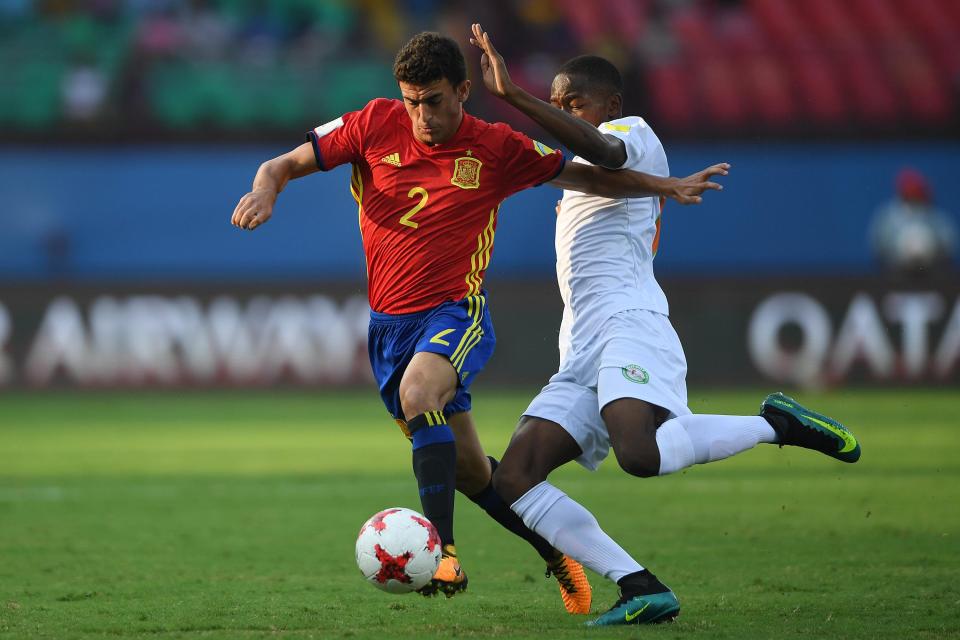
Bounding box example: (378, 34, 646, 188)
(62, 59, 109, 121)
(870, 168, 958, 276)
(0, 0, 958, 140)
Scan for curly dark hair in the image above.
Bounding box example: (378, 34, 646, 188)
(393, 32, 467, 87)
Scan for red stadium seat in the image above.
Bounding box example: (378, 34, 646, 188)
(790, 54, 847, 124)
(749, 0, 816, 53)
(556, 0, 605, 47)
(894, 0, 960, 77)
(742, 56, 797, 127)
(800, 0, 869, 53)
(608, 0, 650, 45)
(844, 0, 912, 45)
(671, 6, 718, 57)
(840, 54, 901, 126)
(556, 0, 652, 51)
(888, 51, 953, 123)
(646, 62, 696, 130)
(697, 56, 749, 127)
(715, 9, 792, 127)
(716, 10, 767, 57)
(934, 0, 960, 32)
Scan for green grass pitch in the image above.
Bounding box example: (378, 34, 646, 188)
(1, 388, 958, 639)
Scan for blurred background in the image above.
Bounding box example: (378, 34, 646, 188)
(1, 0, 959, 390)
(3, 6, 957, 638)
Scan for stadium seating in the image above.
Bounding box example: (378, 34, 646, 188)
(0, 0, 956, 138)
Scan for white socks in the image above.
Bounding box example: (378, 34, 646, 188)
(512, 481, 644, 582)
(657, 414, 777, 475)
(510, 416, 778, 585)
(510, 417, 778, 584)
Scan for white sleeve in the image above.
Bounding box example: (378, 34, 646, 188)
(599, 120, 646, 170)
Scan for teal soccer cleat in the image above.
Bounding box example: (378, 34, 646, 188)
(761, 392, 861, 463)
(586, 591, 680, 627)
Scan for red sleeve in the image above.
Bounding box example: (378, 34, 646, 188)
(495, 126, 566, 198)
(305, 99, 390, 171)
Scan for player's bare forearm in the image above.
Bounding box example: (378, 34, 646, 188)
(551, 162, 729, 205)
(469, 22, 625, 169)
(504, 87, 627, 169)
(252, 143, 318, 195)
(550, 163, 664, 198)
(232, 143, 317, 230)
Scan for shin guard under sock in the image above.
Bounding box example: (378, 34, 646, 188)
(408, 411, 457, 546)
(470, 457, 556, 560)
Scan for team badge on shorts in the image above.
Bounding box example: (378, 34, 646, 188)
(451, 156, 482, 189)
(622, 364, 650, 384)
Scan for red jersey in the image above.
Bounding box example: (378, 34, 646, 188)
(307, 98, 564, 314)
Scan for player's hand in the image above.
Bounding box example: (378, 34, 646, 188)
(231, 188, 276, 230)
(667, 163, 730, 205)
(469, 23, 515, 99)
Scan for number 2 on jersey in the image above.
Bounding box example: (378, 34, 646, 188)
(400, 187, 428, 229)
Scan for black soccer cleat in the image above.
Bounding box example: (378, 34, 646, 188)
(761, 392, 861, 463)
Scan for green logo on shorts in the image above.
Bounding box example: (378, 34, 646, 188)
(622, 364, 649, 384)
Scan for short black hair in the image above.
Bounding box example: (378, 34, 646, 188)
(393, 32, 467, 87)
(557, 55, 623, 97)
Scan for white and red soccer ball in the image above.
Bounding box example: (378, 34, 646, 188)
(355, 507, 442, 593)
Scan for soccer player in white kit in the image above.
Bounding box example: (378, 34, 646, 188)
(470, 24, 862, 627)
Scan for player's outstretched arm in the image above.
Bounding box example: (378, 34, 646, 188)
(551, 162, 730, 205)
(231, 142, 318, 230)
(469, 23, 626, 169)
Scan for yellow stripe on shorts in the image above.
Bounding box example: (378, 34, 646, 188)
(451, 328, 483, 372)
(450, 295, 485, 365)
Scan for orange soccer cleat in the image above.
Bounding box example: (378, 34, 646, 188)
(418, 544, 468, 598)
(545, 552, 592, 614)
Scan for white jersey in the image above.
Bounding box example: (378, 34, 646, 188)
(555, 115, 670, 364)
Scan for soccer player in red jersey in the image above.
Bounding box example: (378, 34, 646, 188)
(231, 32, 725, 606)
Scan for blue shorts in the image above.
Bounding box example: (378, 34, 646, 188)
(368, 292, 496, 423)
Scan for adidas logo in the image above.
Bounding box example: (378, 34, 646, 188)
(381, 153, 401, 167)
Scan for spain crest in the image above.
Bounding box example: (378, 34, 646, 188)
(451, 156, 482, 189)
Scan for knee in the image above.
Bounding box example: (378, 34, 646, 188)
(616, 450, 661, 478)
(603, 401, 661, 478)
(399, 382, 440, 418)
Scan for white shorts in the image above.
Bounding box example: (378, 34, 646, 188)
(523, 309, 690, 470)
